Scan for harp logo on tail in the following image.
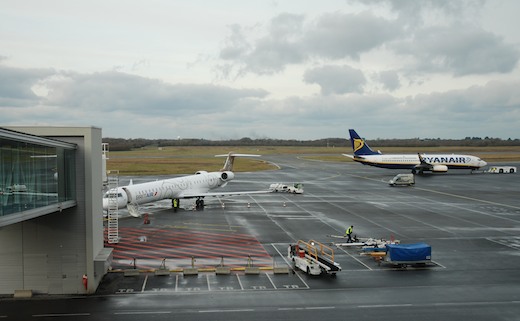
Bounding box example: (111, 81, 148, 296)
(353, 138, 365, 153)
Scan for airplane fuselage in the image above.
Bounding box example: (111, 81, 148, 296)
(103, 170, 234, 210)
(353, 154, 487, 171)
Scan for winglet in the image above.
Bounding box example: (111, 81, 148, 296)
(418, 153, 428, 165)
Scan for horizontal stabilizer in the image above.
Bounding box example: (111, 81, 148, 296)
(215, 153, 261, 158)
(216, 152, 262, 171)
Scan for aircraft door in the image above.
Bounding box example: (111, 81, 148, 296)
(122, 187, 133, 204)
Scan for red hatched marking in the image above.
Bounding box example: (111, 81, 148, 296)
(105, 227, 272, 269)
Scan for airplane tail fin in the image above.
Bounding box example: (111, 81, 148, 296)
(216, 152, 260, 171)
(349, 129, 380, 156)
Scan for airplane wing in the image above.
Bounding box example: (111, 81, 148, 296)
(179, 190, 273, 198)
(415, 153, 434, 171)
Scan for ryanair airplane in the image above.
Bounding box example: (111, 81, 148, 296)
(343, 129, 487, 174)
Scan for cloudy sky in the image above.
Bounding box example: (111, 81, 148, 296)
(1, 0, 519, 140)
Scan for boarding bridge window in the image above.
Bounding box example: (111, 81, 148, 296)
(0, 135, 76, 219)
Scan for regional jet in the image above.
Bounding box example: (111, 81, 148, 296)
(102, 153, 271, 217)
(343, 129, 487, 174)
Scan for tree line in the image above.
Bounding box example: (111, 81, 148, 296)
(102, 136, 520, 151)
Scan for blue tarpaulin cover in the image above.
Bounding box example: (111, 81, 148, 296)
(386, 243, 431, 262)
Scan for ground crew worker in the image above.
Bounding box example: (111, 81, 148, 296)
(346, 225, 354, 243)
(173, 198, 178, 212)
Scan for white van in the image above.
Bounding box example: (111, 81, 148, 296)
(389, 174, 415, 186)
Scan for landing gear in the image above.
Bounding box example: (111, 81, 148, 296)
(195, 198, 205, 210)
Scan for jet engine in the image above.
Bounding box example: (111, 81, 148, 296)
(432, 165, 448, 172)
(220, 171, 235, 181)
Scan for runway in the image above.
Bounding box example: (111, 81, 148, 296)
(3, 155, 520, 320)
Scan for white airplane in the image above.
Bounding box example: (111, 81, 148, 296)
(343, 129, 487, 174)
(102, 152, 270, 217)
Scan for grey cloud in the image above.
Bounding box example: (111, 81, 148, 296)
(2, 65, 519, 140)
(377, 70, 400, 91)
(361, 0, 485, 26)
(401, 80, 520, 137)
(394, 25, 519, 76)
(303, 65, 366, 95)
(44, 71, 268, 113)
(303, 11, 401, 60)
(265, 80, 520, 139)
(218, 11, 401, 76)
(0, 65, 55, 106)
(219, 24, 251, 61)
(216, 3, 516, 81)
(219, 14, 306, 75)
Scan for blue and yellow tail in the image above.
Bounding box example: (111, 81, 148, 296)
(349, 129, 380, 156)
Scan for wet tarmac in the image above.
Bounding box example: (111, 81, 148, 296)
(3, 155, 520, 320)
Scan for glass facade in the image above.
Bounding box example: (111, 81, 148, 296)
(0, 131, 76, 218)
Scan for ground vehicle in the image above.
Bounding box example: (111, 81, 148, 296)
(288, 240, 341, 275)
(382, 243, 432, 267)
(389, 173, 415, 186)
(488, 166, 516, 174)
(270, 183, 304, 194)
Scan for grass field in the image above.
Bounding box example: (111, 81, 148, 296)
(106, 145, 520, 175)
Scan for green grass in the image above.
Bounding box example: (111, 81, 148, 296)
(106, 145, 520, 175)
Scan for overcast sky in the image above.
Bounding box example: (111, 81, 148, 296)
(1, 0, 519, 140)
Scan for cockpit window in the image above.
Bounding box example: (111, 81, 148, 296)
(104, 193, 122, 198)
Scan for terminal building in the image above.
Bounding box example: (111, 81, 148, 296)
(0, 126, 112, 295)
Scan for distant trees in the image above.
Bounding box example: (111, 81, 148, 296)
(102, 136, 520, 151)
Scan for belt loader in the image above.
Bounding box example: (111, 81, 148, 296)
(288, 240, 341, 276)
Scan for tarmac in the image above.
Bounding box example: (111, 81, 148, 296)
(3, 155, 520, 320)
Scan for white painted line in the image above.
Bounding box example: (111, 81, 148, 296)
(206, 274, 211, 291)
(431, 260, 446, 269)
(141, 274, 148, 292)
(358, 300, 520, 309)
(358, 304, 413, 308)
(199, 309, 254, 313)
(291, 265, 310, 289)
(278, 306, 335, 311)
(265, 273, 277, 289)
(114, 311, 171, 315)
(415, 187, 520, 211)
(271, 243, 310, 289)
(33, 313, 90, 317)
(175, 274, 179, 292)
(337, 246, 372, 271)
(236, 274, 244, 290)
